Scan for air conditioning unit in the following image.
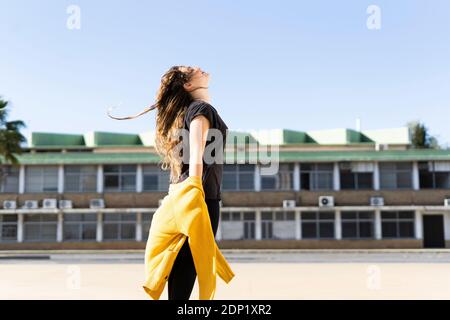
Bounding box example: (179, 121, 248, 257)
(90, 198, 105, 209)
(3, 200, 17, 209)
(282, 200, 296, 208)
(370, 196, 384, 206)
(319, 196, 334, 207)
(23, 200, 39, 209)
(59, 200, 73, 209)
(444, 198, 450, 207)
(43, 198, 57, 209)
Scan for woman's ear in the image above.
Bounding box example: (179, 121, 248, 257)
(183, 82, 191, 91)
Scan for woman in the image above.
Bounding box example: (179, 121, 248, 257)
(108, 65, 228, 300)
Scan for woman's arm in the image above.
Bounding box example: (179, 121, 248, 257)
(188, 115, 211, 178)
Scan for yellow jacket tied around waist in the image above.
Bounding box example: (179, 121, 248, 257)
(142, 175, 235, 300)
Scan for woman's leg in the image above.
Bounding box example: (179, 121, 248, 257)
(166, 234, 196, 300)
(206, 199, 220, 236)
(167, 199, 220, 300)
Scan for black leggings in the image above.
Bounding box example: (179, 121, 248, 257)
(167, 198, 220, 300)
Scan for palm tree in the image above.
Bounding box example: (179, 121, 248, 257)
(0, 97, 27, 188)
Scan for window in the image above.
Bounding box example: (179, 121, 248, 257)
(64, 165, 97, 192)
(141, 213, 154, 241)
(103, 213, 136, 241)
(275, 211, 295, 221)
(262, 210, 296, 239)
(63, 213, 97, 241)
(261, 163, 295, 190)
(103, 165, 136, 192)
(243, 212, 256, 240)
(0, 165, 20, 193)
(25, 166, 58, 193)
(23, 214, 57, 242)
(341, 211, 375, 239)
(261, 211, 273, 239)
(300, 163, 333, 191)
(142, 165, 170, 191)
(379, 162, 412, 189)
(419, 161, 450, 189)
(301, 211, 335, 239)
(381, 211, 415, 238)
(0, 214, 18, 241)
(223, 164, 255, 191)
(340, 162, 373, 190)
(221, 211, 255, 240)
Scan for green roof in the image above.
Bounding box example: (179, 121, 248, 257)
(25, 127, 412, 149)
(29, 132, 86, 147)
(248, 127, 409, 145)
(3, 149, 449, 165)
(84, 132, 143, 146)
(249, 129, 314, 145)
(29, 132, 143, 148)
(306, 128, 372, 144)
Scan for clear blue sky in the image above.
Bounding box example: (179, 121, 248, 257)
(1, 0, 449, 147)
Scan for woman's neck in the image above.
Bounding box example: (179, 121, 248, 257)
(191, 90, 210, 104)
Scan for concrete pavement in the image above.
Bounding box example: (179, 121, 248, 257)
(1, 250, 450, 299)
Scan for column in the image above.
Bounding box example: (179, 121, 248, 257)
(56, 212, 63, 242)
(295, 210, 301, 240)
(335, 209, 342, 240)
(254, 164, 261, 191)
(255, 209, 262, 240)
(96, 211, 103, 242)
(373, 162, 380, 190)
(374, 209, 382, 239)
(333, 162, 340, 191)
(293, 163, 300, 191)
(19, 165, 25, 194)
(414, 209, 423, 239)
(136, 165, 143, 193)
(412, 161, 420, 191)
(58, 165, 64, 194)
(97, 165, 103, 193)
(444, 211, 450, 241)
(136, 211, 142, 241)
(17, 213, 24, 242)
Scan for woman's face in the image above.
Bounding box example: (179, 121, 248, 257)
(181, 66, 209, 92)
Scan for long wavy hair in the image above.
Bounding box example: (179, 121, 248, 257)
(107, 65, 196, 183)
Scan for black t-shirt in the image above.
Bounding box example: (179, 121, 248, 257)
(177, 100, 228, 200)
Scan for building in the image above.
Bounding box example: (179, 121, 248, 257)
(0, 127, 450, 250)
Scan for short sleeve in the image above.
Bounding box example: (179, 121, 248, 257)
(185, 102, 215, 130)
